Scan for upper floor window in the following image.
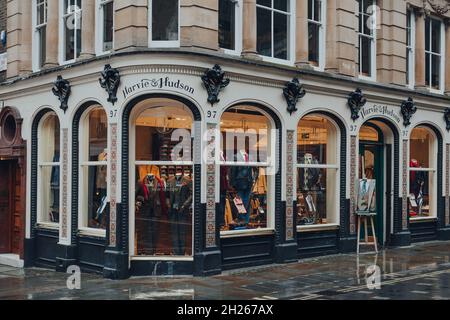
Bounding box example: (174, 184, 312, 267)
(149, 0, 180, 47)
(425, 17, 444, 91)
(256, 0, 293, 62)
(33, 0, 48, 71)
(219, 0, 242, 54)
(308, 0, 325, 68)
(358, 0, 376, 79)
(96, 0, 114, 54)
(61, 0, 82, 63)
(406, 9, 415, 88)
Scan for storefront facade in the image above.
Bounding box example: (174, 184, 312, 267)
(0, 51, 449, 278)
(1, 0, 450, 278)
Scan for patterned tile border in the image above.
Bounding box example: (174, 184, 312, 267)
(285, 130, 295, 241)
(349, 136, 357, 234)
(446, 144, 450, 226)
(61, 128, 69, 239)
(109, 124, 118, 247)
(402, 140, 408, 230)
(206, 124, 216, 248)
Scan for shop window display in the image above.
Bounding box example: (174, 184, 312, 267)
(38, 112, 60, 224)
(133, 100, 193, 256)
(409, 127, 436, 218)
(297, 115, 338, 226)
(80, 107, 108, 230)
(219, 107, 272, 232)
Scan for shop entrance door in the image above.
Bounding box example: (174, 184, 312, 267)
(0, 161, 13, 254)
(359, 144, 384, 245)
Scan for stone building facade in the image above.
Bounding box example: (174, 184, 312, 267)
(0, 0, 449, 278)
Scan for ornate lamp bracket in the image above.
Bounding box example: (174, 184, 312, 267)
(52, 75, 71, 113)
(347, 88, 367, 121)
(283, 78, 306, 115)
(99, 64, 121, 105)
(201, 64, 230, 106)
(400, 97, 417, 127)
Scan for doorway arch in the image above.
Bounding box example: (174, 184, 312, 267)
(358, 117, 400, 247)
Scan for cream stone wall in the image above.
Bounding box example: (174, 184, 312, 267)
(180, 0, 219, 50)
(5, 0, 450, 97)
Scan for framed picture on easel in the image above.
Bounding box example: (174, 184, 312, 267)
(356, 179, 377, 216)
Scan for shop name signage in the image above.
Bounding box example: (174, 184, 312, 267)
(360, 104, 401, 124)
(122, 77, 195, 99)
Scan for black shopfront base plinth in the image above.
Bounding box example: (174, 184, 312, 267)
(275, 241, 298, 264)
(194, 250, 222, 276)
(438, 227, 450, 241)
(103, 249, 130, 280)
(390, 231, 411, 247)
(339, 237, 357, 253)
(55, 244, 77, 272)
(24, 238, 36, 268)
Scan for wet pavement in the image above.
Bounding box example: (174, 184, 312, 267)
(1, 241, 450, 300)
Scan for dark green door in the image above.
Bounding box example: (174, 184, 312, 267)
(359, 143, 384, 246)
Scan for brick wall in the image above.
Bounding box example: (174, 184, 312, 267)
(0, 0, 6, 82)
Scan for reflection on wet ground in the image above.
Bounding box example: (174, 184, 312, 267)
(1, 241, 450, 300)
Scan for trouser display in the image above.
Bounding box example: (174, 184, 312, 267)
(169, 209, 189, 255)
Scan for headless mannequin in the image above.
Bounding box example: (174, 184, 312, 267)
(167, 170, 192, 255)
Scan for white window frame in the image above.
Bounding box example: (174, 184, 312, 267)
(425, 16, 445, 94)
(219, 108, 277, 237)
(78, 106, 108, 237)
(36, 112, 60, 228)
(95, 0, 114, 55)
(408, 126, 438, 220)
(358, 0, 377, 81)
(148, 0, 180, 48)
(296, 115, 340, 230)
(307, 0, 326, 70)
(255, 0, 296, 65)
(219, 0, 243, 56)
(32, 0, 48, 72)
(59, 0, 82, 64)
(406, 9, 415, 89)
(129, 103, 195, 260)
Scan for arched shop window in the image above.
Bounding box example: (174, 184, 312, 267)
(297, 114, 339, 226)
(79, 106, 108, 230)
(132, 98, 193, 257)
(219, 106, 274, 233)
(409, 126, 437, 219)
(37, 112, 60, 224)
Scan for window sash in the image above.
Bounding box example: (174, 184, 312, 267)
(149, 0, 180, 47)
(39, 163, 61, 167)
(409, 167, 436, 172)
(296, 164, 339, 170)
(81, 161, 108, 167)
(220, 161, 271, 167)
(135, 161, 194, 166)
(99, 0, 114, 53)
(256, 0, 292, 60)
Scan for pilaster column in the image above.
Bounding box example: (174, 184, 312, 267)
(242, 0, 258, 59)
(19, 0, 32, 74)
(325, 0, 337, 72)
(43, 0, 59, 68)
(445, 20, 450, 95)
(79, 0, 96, 59)
(415, 9, 426, 89)
(295, 0, 309, 67)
